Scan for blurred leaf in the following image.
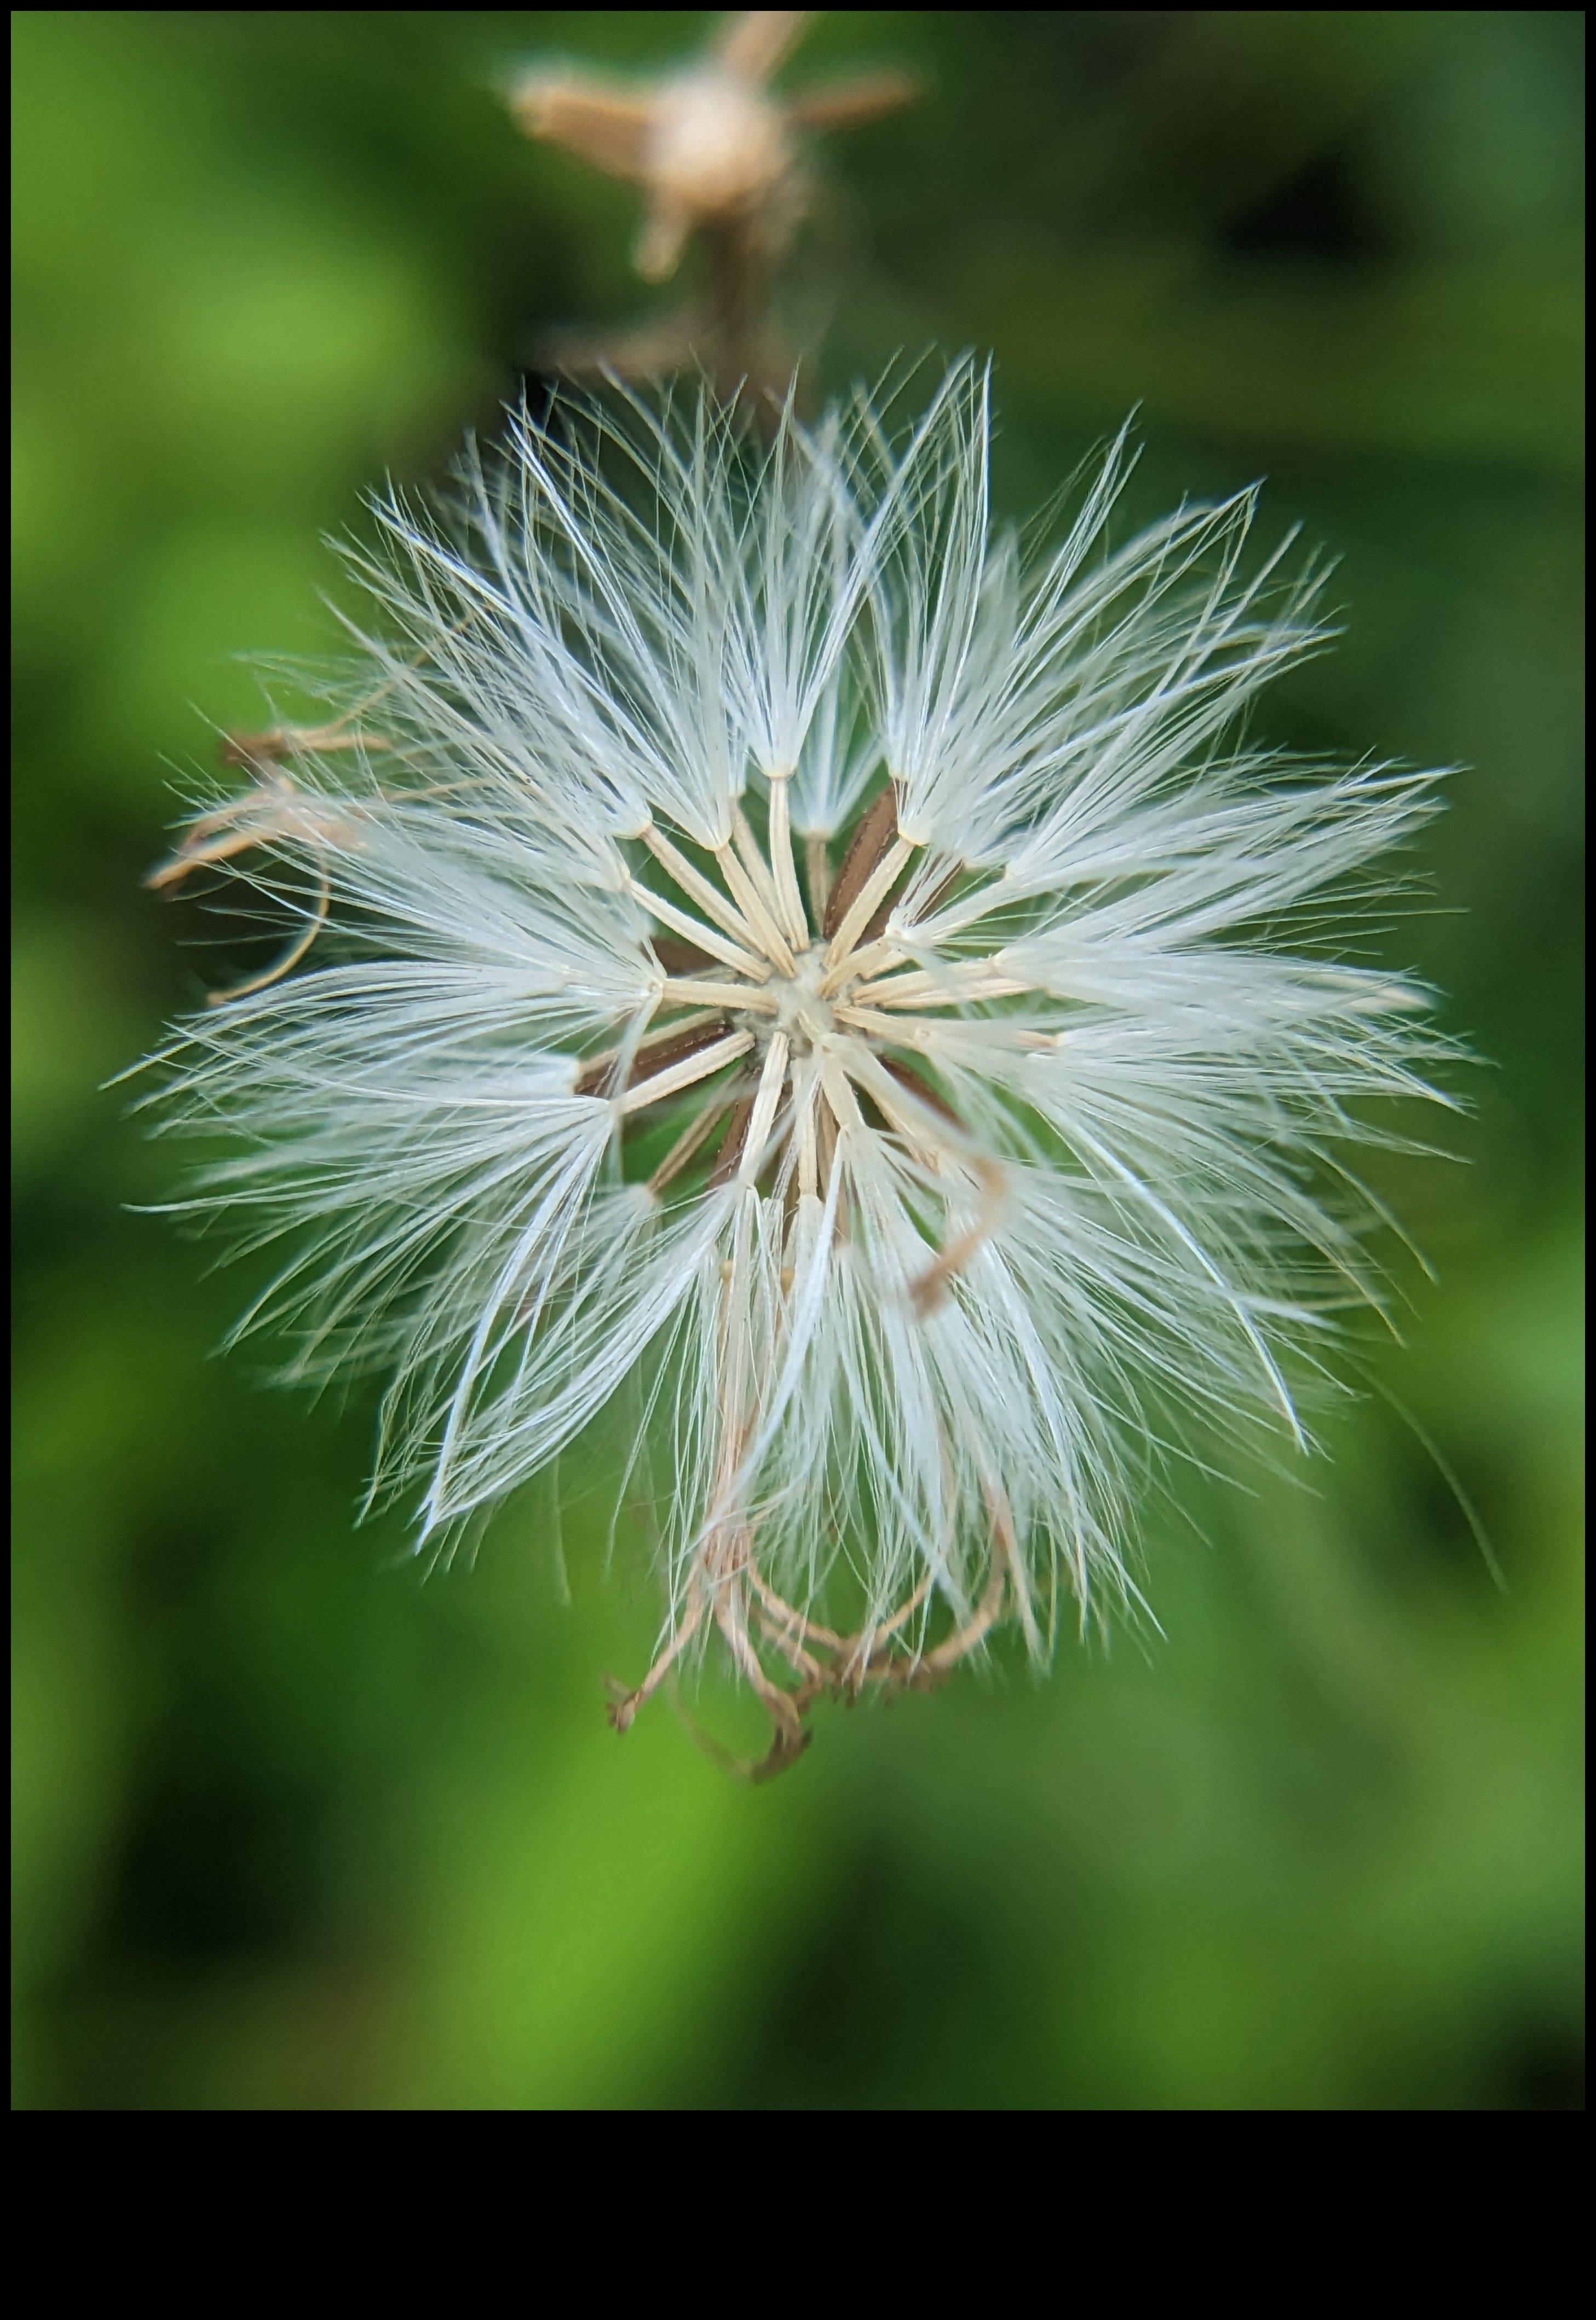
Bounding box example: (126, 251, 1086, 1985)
(12, 9, 1583, 2112)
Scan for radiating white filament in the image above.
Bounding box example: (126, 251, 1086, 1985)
(141, 362, 1451, 1674)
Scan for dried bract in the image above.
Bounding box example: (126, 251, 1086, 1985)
(509, 11, 916, 401)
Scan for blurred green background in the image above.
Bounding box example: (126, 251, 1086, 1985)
(12, 10, 1583, 2110)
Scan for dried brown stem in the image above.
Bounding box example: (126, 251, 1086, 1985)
(606, 1582, 706, 1736)
(877, 1053, 965, 1131)
(822, 782, 898, 941)
(788, 73, 920, 132)
(206, 861, 331, 1006)
(649, 934, 718, 976)
(648, 1089, 740, 1195)
(575, 1013, 730, 1099)
(219, 723, 388, 771)
(715, 9, 815, 84)
(908, 1157, 1006, 1317)
(707, 1094, 757, 1188)
(612, 1501, 1013, 1780)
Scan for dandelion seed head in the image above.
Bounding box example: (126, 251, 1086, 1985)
(141, 362, 1454, 1768)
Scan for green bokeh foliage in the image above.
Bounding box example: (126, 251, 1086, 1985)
(12, 9, 1583, 2109)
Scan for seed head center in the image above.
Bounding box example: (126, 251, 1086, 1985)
(760, 942, 839, 1050)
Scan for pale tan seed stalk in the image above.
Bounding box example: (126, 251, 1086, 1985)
(647, 1089, 740, 1193)
(817, 1052, 867, 1135)
(823, 940, 901, 991)
(814, 1086, 837, 1198)
(823, 837, 917, 975)
(629, 877, 770, 979)
(738, 1032, 791, 1183)
(805, 832, 832, 926)
(833, 1003, 943, 1044)
(730, 803, 787, 929)
(797, 1080, 819, 1196)
(850, 965, 1034, 1009)
(764, 774, 810, 948)
(659, 974, 780, 1013)
(617, 1028, 752, 1113)
(641, 823, 763, 952)
(576, 1006, 717, 1091)
(716, 842, 797, 974)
